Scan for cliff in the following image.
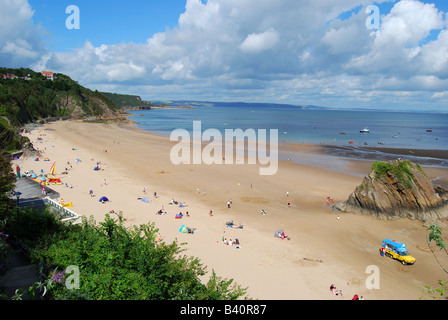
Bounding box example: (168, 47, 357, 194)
(336, 160, 448, 221)
(100, 92, 152, 110)
(0, 68, 125, 126)
(0, 68, 127, 153)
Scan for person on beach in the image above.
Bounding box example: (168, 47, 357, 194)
(261, 209, 267, 215)
(227, 201, 231, 208)
(288, 201, 291, 208)
(209, 210, 213, 216)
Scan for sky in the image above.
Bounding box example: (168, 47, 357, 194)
(1, 0, 448, 112)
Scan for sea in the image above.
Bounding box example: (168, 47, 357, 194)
(126, 102, 448, 171)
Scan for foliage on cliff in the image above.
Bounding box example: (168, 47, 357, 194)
(0, 67, 125, 152)
(0, 67, 122, 126)
(100, 92, 151, 109)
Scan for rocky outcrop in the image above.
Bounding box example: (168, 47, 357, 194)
(55, 95, 125, 120)
(336, 160, 448, 221)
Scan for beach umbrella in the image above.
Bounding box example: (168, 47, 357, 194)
(99, 196, 109, 203)
(141, 197, 150, 203)
(50, 162, 56, 175)
(39, 175, 47, 182)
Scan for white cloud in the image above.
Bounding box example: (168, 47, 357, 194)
(0, 0, 47, 67)
(239, 28, 279, 53)
(374, 0, 445, 48)
(6, 0, 446, 112)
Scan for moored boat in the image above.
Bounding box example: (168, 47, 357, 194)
(360, 127, 370, 133)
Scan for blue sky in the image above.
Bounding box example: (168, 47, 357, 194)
(28, 0, 189, 51)
(1, 0, 448, 112)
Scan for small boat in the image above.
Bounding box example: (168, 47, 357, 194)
(360, 127, 370, 133)
(427, 129, 432, 132)
(339, 132, 346, 134)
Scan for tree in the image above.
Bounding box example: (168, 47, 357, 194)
(0, 149, 16, 213)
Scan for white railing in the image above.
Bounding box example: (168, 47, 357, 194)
(44, 197, 81, 224)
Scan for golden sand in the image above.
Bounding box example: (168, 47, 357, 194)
(15, 120, 448, 300)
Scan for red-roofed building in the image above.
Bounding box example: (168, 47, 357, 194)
(41, 71, 54, 80)
(2, 73, 17, 80)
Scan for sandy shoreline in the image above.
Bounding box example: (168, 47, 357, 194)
(13, 120, 448, 300)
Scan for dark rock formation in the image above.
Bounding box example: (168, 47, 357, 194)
(336, 160, 448, 221)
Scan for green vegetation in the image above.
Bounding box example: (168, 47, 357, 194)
(1, 68, 118, 126)
(428, 224, 447, 252)
(0, 150, 15, 214)
(0, 208, 248, 300)
(0, 121, 30, 154)
(421, 224, 448, 299)
(371, 160, 416, 189)
(101, 92, 150, 108)
(0, 67, 123, 154)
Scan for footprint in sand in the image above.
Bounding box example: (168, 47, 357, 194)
(416, 244, 431, 252)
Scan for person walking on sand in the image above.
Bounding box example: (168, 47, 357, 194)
(227, 201, 231, 208)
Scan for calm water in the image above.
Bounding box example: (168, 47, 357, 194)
(127, 102, 448, 168)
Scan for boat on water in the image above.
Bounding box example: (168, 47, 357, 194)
(360, 127, 370, 133)
(427, 129, 432, 132)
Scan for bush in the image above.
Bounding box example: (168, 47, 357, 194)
(29, 213, 248, 300)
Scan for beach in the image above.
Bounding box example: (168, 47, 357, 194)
(14, 120, 448, 300)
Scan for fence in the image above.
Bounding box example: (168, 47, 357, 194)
(44, 197, 81, 224)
